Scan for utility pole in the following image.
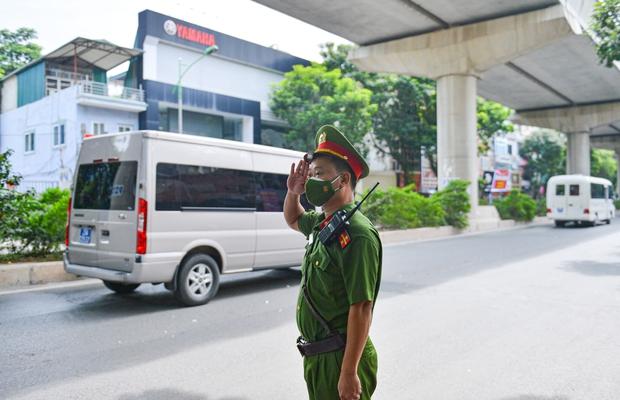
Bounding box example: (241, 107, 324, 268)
(175, 45, 218, 134)
(178, 58, 184, 134)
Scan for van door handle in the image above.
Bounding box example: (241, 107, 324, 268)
(118, 213, 127, 220)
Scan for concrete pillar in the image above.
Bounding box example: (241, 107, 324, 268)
(566, 131, 590, 175)
(437, 74, 478, 212)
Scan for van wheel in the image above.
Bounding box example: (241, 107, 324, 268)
(102, 280, 141, 294)
(554, 221, 565, 227)
(175, 254, 220, 306)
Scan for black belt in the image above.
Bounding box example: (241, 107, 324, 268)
(297, 332, 346, 357)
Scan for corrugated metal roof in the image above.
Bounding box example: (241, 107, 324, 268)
(1, 37, 142, 82)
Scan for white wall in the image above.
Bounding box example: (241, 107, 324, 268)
(1, 76, 18, 113)
(77, 106, 138, 135)
(0, 87, 80, 187)
(151, 38, 284, 112)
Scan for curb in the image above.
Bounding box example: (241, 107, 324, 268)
(379, 216, 550, 245)
(0, 261, 80, 289)
(0, 217, 552, 290)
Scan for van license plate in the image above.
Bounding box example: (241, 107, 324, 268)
(79, 227, 92, 244)
(556, 208, 564, 213)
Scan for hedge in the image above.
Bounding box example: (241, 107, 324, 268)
(361, 179, 471, 230)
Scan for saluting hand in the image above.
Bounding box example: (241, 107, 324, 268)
(287, 158, 309, 196)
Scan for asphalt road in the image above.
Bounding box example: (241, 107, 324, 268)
(2, 219, 620, 400)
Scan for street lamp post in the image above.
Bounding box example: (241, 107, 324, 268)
(175, 45, 218, 134)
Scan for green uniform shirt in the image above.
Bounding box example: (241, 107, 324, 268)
(296, 203, 382, 342)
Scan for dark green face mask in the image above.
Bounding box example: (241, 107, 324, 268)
(304, 175, 342, 207)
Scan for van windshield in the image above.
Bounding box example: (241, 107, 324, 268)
(74, 161, 138, 210)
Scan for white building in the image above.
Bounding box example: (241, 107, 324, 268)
(0, 38, 145, 191)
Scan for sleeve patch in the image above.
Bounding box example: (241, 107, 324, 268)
(338, 230, 352, 249)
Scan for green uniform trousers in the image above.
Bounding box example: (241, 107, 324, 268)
(303, 338, 378, 400)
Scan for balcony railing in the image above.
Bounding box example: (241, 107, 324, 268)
(77, 81, 144, 102)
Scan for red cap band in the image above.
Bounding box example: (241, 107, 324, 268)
(316, 141, 364, 179)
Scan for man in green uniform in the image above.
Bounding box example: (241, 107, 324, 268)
(284, 125, 382, 400)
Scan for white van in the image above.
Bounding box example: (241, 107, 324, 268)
(546, 174, 615, 227)
(64, 131, 311, 305)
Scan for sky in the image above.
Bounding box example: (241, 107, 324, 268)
(0, 0, 351, 63)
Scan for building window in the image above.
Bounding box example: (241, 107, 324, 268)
(118, 124, 133, 132)
(93, 122, 105, 135)
(24, 131, 35, 153)
(53, 124, 66, 146)
(261, 123, 287, 148)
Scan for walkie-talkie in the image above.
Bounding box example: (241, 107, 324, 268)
(318, 182, 380, 245)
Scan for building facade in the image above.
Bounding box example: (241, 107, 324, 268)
(0, 10, 309, 191)
(0, 38, 145, 191)
(127, 10, 308, 146)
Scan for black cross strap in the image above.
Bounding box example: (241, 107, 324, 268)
(301, 255, 337, 337)
(302, 284, 336, 336)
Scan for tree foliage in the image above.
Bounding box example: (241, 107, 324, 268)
(0, 150, 70, 256)
(0, 28, 42, 78)
(321, 43, 437, 181)
(519, 129, 566, 198)
(477, 98, 514, 154)
(591, 0, 620, 68)
(270, 63, 376, 153)
(371, 75, 437, 182)
(591, 148, 618, 185)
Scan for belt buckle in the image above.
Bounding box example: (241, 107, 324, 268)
(296, 336, 307, 357)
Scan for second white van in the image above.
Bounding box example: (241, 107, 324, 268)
(546, 174, 615, 227)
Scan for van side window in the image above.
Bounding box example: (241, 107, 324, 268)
(590, 183, 605, 199)
(555, 185, 565, 196)
(255, 172, 287, 212)
(255, 172, 314, 212)
(156, 163, 256, 211)
(609, 187, 614, 199)
(569, 184, 580, 196)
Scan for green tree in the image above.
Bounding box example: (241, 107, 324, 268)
(477, 98, 514, 154)
(1, 149, 25, 242)
(270, 63, 376, 152)
(591, 0, 620, 68)
(0, 28, 42, 78)
(320, 43, 436, 181)
(371, 75, 437, 183)
(591, 148, 618, 185)
(519, 129, 566, 198)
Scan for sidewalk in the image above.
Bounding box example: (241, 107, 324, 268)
(0, 216, 551, 291)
